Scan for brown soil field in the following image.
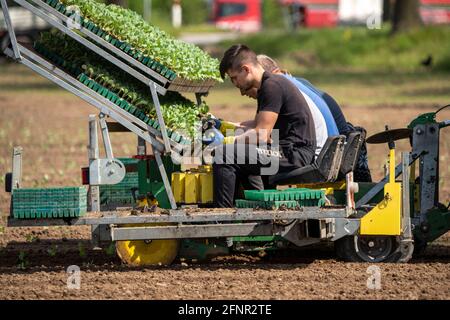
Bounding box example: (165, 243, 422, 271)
(0, 66, 449, 300)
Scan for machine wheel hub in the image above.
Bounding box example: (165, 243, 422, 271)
(354, 236, 394, 262)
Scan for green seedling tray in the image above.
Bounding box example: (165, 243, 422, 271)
(244, 188, 325, 202)
(13, 187, 87, 219)
(235, 199, 300, 210)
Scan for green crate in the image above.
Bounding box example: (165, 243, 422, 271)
(235, 199, 300, 210)
(99, 160, 138, 207)
(12, 187, 87, 219)
(244, 188, 324, 202)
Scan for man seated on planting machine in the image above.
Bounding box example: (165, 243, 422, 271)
(205, 44, 317, 208)
(249, 54, 372, 183)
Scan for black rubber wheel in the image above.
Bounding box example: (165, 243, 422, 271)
(335, 235, 402, 263)
(5, 172, 12, 193)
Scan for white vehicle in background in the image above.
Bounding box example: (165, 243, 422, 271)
(1, 0, 49, 59)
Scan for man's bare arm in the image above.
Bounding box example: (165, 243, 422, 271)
(234, 111, 278, 144)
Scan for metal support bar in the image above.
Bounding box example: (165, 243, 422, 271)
(415, 124, 440, 218)
(88, 115, 100, 212)
(7, 207, 349, 227)
(0, 0, 21, 60)
(401, 152, 413, 239)
(99, 114, 114, 159)
(154, 151, 177, 209)
(137, 137, 147, 156)
(11, 147, 23, 190)
(111, 223, 273, 240)
(150, 82, 171, 153)
(91, 224, 112, 246)
(13, 0, 166, 95)
(356, 151, 422, 208)
(331, 218, 360, 241)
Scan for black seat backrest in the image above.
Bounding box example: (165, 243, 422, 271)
(316, 135, 346, 182)
(337, 131, 364, 180)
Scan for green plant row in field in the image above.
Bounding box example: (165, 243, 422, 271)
(35, 31, 209, 139)
(53, 0, 221, 81)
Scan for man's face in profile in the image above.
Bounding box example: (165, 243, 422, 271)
(240, 87, 258, 99)
(227, 65, 254, 94)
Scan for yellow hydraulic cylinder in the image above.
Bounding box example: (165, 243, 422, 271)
(171, 172, 186, 203)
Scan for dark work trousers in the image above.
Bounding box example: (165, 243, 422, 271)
(213, 143, 315, 208)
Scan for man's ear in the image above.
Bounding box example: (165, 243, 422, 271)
(242, 64, 250, 74)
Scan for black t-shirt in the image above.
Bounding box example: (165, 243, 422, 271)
(257, 72, 316, 150)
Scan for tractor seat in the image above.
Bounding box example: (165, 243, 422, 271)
(337, 131, 364, 181)
(269, 135, 346, 185)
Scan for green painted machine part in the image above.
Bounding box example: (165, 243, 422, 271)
(137, 155, 180, 209)
(178, 239, 229, 261)
(414, 206, 450, 244)
(408, 112, 437, 129)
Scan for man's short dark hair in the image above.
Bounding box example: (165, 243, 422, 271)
(219, 44, 258, 79)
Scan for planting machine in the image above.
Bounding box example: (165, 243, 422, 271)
(1, 0, 449, 265)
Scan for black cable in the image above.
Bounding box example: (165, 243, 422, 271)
(435, 104, 450, 115)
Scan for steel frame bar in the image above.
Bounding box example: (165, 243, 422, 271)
(7, 207, 349, 227)
(401, 152, 413, 239)
(0, 0, 21, 59)
(110, 223, 273, 241)
(356, 151, 422, 208)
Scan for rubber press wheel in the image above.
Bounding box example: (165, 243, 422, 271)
(335, 235, 403, 263)
(115, 224, 180, 266)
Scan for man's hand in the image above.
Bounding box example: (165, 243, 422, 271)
(212, 119, 237, 135)
(234, 111, 278, 144)
(203, 127, 236, 146)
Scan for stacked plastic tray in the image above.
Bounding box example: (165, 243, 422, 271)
(12, 186, 87, 219)
(33, 40, 190, 145)
(41, 0, 176, 81)
(77, 73, 189, 144)
(39, 0, 217, 93)
(99, 158, 139, 207)
(235, 188, 325, 210)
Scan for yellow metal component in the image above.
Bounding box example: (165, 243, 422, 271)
(199, 172, 214, 203)
(136, 197, 148, 208)
(199, 165, 212, 173)
(172, 167, 214, 204)
(360, 149, 402, 235)
(171, 172, 186, 203)
(223, 136, 236, 144)
(116, 223, 180, 266)
(219, 121, 236, 136)
(185, 172, 200, 203)
(296, 181, 347, 191)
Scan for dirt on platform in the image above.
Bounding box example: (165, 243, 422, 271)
(0, 66, 449, 300)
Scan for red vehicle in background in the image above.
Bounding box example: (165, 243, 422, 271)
(279, 0, 338, 28)
(420, 0, 450, 24)
(211, 0, 450, 32)
(211, 0, 262, 32)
